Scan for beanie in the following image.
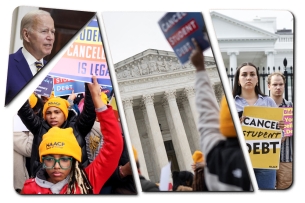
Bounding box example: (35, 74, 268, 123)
(43, 97, 70, 120)
(219, 96, 237, 137)
(49, 91, 55, 99)
(132, 146, 138, 161)
(101, 92, 109, 105)
(29, 93, 38, 108)
(192, 150, 204, 163)
(39, 127, 81, 163)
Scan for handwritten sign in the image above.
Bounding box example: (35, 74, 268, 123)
(242, 106, 283, 169)
(158, 12, 210, 64)
(34, 75, 53, 97)
(282, 107, 293, 136)
(49, 16, 111, 86)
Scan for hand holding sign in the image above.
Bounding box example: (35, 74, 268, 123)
(190, 38, 205, 71)
(88, 76, 106, 109)
(87, 76, 101, 98)
(158, 12, 210, 64)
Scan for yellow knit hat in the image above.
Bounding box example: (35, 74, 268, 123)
(219, 96, 237, 137)
(43, 97, 70, 120)
(132, 146, 138, 161)
(49, 91, 55, 99)
(101, 92, 109, 105)
(192, 150, 204, 163)
(29, 93, 38, 108)
(39, 127, 81, 163)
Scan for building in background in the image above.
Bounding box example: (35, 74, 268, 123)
(115, 49, 222, 183)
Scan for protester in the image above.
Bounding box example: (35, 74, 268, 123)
(14, 131, 33, 193)
(172, 171, 193, 191)
(190, 38, 252, 191)
(267, 72, 293, 189)
(6, 10, 55, 105)
(191, 150, 208, 191)
(20, 87, 123, 194)
(132, 146, 160, 192)
(17, 77, 97, 177)
(232, 62, 285, 189)
(14, 93, 45, 192)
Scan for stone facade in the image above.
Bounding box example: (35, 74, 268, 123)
(115, 49, 222, 183)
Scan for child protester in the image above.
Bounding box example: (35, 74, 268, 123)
(20, 76, 123, 194)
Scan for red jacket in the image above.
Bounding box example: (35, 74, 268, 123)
(21, 106, 123, 194)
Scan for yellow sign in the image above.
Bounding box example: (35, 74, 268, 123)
(242, 106, 283, 169)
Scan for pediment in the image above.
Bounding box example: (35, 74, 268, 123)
(210, 11, 278, 41)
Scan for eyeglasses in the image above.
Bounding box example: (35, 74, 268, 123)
(42, 156, 73, 170)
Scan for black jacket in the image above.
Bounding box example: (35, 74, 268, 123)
(206, 138, 252, 191)
(102, 137, 137, 194)
(18, 84, 96, 177)
(139, 175, 160, 192)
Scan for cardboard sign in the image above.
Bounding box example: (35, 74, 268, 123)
(49, 16, 111, 86)
(34, 75, 53, 97)
(282, 107, 293, 136)
(158, 12, 210, 64)
(53, 77, 85, 97)
(242, 106, 283, 169)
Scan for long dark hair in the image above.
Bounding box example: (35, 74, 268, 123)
(192, 169, 208, 191)
(232, 62, 266, 97)
(172, 171, 194, 191)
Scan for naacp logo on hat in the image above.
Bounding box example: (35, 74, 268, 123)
(48, 101, 61, 106)
(46, 142, 65, 149)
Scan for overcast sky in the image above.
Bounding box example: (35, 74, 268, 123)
(102, 10, 294, 64)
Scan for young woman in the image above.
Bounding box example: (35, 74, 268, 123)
(233, 63, 284, 189)
(20, 77, 123, 194)
(18, 77, 97, 177)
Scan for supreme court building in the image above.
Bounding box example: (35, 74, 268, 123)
(114, 49, 222, 183)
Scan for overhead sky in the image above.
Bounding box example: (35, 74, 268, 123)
(102, 12, 213, 64)
(102, 10, 293, 64)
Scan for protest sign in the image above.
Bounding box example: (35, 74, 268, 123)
(49, 16, 111, 86)
(158, 12, 210, 64)
(101, 85, 113, 99)
(282, 107, 293, 136)
(53, 77, 85, 97)
(242, 106, 283, 169)
(34, 75, 53, 97)
(159, 162, 172, 191)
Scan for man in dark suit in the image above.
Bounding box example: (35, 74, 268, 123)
(5, 9, 55, 106)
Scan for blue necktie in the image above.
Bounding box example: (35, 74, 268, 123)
(35, 61, 43, 73)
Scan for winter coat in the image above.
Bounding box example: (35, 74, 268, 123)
(20, 107, 123, 194)
(17, 84, 96, 177)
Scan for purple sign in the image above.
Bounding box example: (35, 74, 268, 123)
(158, 12, 210, 64)
(34, 75, 53, 97)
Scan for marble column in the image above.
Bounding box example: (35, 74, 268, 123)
(142, 93, 168, 181)
(227, 51, 239, 88)
(265, 50, 276, 72)
(163, 89, 193, 171)
(122, 97, 149, 179)
(180, 94, 200, 151)
(228, 51, 239, 70)
(183, 86, 198, 128)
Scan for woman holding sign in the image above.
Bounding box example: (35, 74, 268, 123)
(233, 63, 284, 190)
